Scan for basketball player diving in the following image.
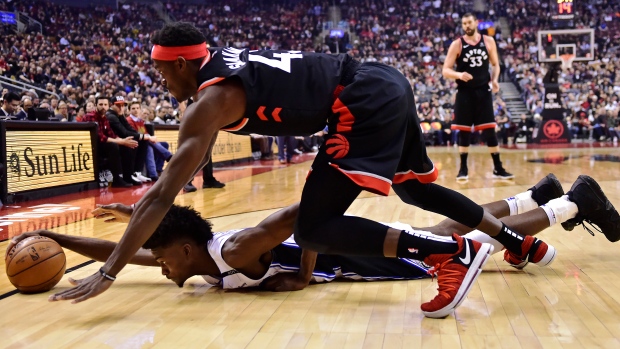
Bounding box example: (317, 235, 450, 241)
(9, 174, 617, 299)
(42, 21, 562, 318)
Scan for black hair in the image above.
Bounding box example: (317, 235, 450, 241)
(462, 13, 477, 20)
(142, 204, 214, 249)
(151, 22, 206, 47)
(3, 92, 20, 103)
(95, 96, 109, 104)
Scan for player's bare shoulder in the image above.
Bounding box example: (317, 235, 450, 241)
(482, 35, 497, 51)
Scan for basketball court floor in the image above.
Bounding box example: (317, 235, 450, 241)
(1, 144, 619, 348)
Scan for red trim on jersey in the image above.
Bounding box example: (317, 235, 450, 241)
(393, 167, 438, 185)
(328, 163, 392, 196)
(332, 98, 355, 133)
(462, 33, 482, 46)
(221, 118, 249, 132)
(482, 35, 493, 49)
(333, 84, 345, 100)
(473, 122, 497, 131)
(197, 77, 225, 92)
(151, 43, 209, 61)
(451, 124, 474, 132)
(272, 108, 282, 122)
(256, 106, 269, 121)
(200, 53, 212, 69)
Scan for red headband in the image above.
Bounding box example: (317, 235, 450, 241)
(151, 43, 209, 61)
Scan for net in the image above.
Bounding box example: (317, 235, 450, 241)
(560, 53, 575, 70)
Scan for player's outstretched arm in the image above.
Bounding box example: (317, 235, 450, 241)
(49, 80, 246, 303)
(6, 230, 158, 266)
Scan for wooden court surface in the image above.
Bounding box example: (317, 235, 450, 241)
(1, 145, 620, 348)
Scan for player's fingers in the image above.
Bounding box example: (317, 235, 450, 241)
(104, 217, 117, 223)
(71, 291, 95, 304)
(49, 287, 86, 301)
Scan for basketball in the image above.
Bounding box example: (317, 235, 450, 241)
(5, 236, 66, 294)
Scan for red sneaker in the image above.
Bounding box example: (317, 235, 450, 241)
(503, 235, 556, 270)
(421, 234, 494, 318)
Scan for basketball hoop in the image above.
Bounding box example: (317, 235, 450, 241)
(560, 54, 575, 71)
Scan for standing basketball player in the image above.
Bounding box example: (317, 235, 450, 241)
(48, 22, 555, 318)
(443, 13, 513, 180)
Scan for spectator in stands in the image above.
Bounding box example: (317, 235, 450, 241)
(105, 96, 150, 184)
(0, 92, 20, 118)
(54, 101, 69, 121)
(15, 97, 33, 120)
(80, 96, 137, 188)
(125, 102, 172, 181)
(513, 113, 535, 144)
(495, 109, 512, 145)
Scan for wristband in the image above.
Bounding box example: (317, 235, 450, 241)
(99, 268, 116, 281)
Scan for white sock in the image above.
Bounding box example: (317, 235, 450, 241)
(540, 195, 579, 226)
(504, 196, 518, 216)
(504, 190, 538, 216)
(463, 230, 504, 255)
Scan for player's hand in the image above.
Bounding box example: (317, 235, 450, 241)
(491, 80, 500, 93)
(5, 231, 44, 259)
(49, 271, 113, 304)
(260, 273, 309, 292)
(148, 135, 158, 143)
(459, 72, 473, 82)
(92, 203, 134, 223)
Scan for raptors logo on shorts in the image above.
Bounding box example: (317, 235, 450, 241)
(325, 134, 350, 159)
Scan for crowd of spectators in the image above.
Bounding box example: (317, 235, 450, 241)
(498, 0, 620, 142)
(0, 0, 618, 148)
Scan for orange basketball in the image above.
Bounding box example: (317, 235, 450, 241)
(5, 236, 66, 293)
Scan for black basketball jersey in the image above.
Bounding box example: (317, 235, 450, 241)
(196, 48, 353, 136)
(455, 35, 491, 89)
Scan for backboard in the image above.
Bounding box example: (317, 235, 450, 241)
(537, 29, 595, 63)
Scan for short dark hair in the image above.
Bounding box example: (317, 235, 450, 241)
(152, 22, 206, 47)
(129, 101, 141, 108)
(462, 13, 477, 20)
(142, 204, 214, 249)
(3, 92, 20, 103)
(95, 96, 109, 104)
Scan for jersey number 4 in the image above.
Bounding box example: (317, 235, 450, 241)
(249, 51, 303, 73)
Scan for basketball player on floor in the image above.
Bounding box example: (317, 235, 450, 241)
(46, 22, 555, 318)
(9, 174, 618, 293)
(443, 13, 513, 181)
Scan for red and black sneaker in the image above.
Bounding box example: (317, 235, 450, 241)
(421, 234, 494, 318)
(503, 235, 557, 270)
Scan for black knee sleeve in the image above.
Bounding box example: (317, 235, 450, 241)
(458, 131, 471, 147)
(482, 128, 499, 147)
(392, 182, 484, 228)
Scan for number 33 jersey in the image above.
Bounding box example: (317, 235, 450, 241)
(196, 48, 353, 136)
(455, 35, 491, 89)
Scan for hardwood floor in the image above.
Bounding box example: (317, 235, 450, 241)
(1, 145, 619, 348)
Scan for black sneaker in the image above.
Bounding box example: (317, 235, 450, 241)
(183, 183, 197, 192)
(492, 168, 514, 179)
(529, 173, 564, 206)
(566, 175, 620, 242)
(202, 180, 225, 189)
(111, 178, 132, 188)
(456, 167, 468, 180)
